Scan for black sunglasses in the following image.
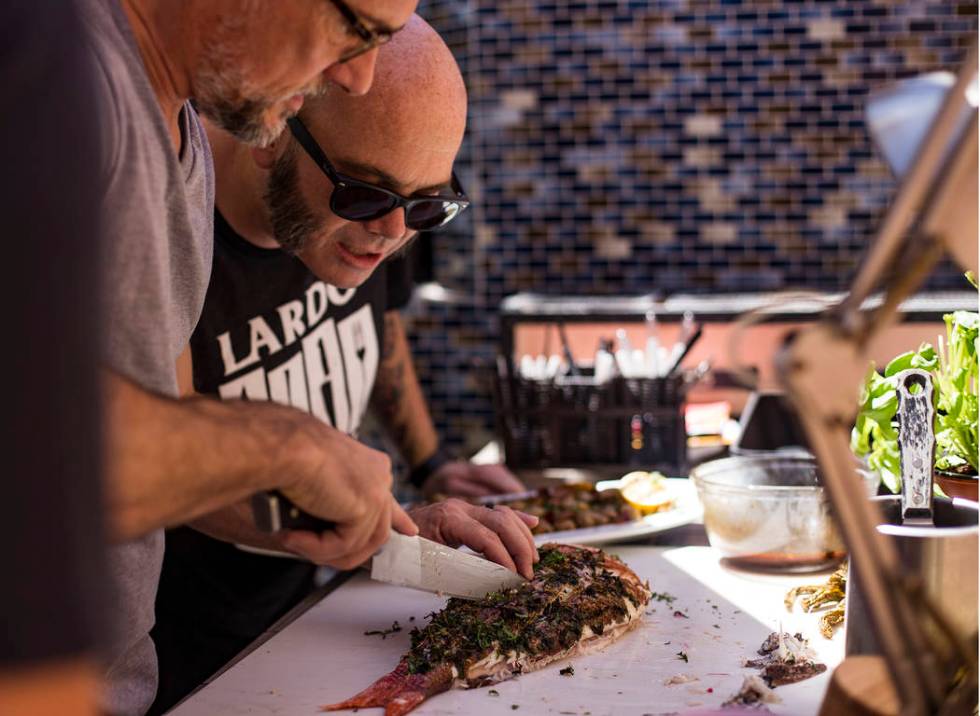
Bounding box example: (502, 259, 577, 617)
(326, 0, 394, 63)
(287, 116, 470, 232)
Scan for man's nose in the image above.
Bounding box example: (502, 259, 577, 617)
(362, 207, 409, 241)
(323, 47, 380, 97)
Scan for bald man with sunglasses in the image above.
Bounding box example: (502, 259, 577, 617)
(149, 17, 534, 712)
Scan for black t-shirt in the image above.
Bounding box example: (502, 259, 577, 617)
(151, 211, 412, 711)
(190, 211, 412, 424)
(0, 0, 108, 668)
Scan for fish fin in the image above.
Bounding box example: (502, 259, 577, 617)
(321, 661, 411, 711)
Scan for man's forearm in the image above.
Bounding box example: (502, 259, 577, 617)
(104, 371, 309, 542)
(370, 311, 439, 467)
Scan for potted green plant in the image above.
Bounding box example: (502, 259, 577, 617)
(852, 279, 978, 500)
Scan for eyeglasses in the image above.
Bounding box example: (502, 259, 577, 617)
(287, 116, 470, 232)
(326, 0, 394, 63)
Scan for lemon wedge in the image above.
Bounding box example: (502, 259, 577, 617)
(618, 471, 673, 515)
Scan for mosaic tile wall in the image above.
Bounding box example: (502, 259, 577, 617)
(402, 0, 978, 456)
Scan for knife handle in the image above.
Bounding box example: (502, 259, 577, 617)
(251, 491, 335, 533)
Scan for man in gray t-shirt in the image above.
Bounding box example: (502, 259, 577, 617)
(79, 0, 419, 713)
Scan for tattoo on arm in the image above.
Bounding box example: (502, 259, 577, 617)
(373, 313, 410, 448)
(381, 312, 398, 362)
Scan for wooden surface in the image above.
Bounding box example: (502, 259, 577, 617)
(171, 545, 843, 715)
(818, 656, 899, 716)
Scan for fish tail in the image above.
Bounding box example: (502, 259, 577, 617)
(322, 661, 454, 715)
(321, 661, 412, 711)
(384, 691, 425, 716)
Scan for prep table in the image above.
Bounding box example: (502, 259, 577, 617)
(171, 541, 843, 715)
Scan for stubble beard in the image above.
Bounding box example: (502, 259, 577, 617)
(193, 13, 324, 147)
(264, 144, 320, 255)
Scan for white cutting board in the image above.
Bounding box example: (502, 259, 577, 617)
(171, 546, 843, 716)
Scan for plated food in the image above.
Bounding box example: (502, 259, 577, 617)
(479, 472, 674, 534)
(490, 483, 641, 534)
(322, 544, 652, 716)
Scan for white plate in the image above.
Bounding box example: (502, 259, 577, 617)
(237, 479, 702, 558)
(484, 478, 702, 547)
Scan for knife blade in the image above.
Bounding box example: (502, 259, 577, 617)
(371, 531, 526, 600)
(251, 493, 527, 599)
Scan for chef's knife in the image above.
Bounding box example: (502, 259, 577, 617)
(251, 492, 527, 599)
(371, 530, 526, 599)
(251, 490, 334, 533)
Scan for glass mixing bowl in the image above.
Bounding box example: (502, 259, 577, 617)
(690, 454, 878, 572)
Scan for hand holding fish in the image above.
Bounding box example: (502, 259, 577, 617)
(409, 499, 539, 579)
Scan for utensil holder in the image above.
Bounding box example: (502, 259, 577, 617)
(492, 361, 689, 472)
(845, 496, 979, 659)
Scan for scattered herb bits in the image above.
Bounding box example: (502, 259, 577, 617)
(676, 651, 689, 663)
(363, 621, 402, 639)
(559, 665, 575, 676)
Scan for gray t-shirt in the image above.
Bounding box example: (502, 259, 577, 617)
(80, 0, 214, 713)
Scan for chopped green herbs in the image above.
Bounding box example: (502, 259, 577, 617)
(538, 549, 568, 569)
(406, 547, 643, 676)
(559, 665, 575, 676)
(650, 591, 676, 605)
(488, 689, 499, 697)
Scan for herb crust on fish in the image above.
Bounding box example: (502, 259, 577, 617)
(322, 544, 651, 716)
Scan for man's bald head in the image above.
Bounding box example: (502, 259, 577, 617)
(300, 14, 467, 162)
(258, 14, 468, 289)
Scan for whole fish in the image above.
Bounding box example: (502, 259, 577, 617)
(323, 543, 651, 716)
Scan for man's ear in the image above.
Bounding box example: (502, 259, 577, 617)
(250, 134, 286, 170)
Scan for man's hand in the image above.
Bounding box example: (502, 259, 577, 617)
(279, 495, 417, 570)
(408, 498, 539, 579)
(104, 373, 415, 570)
(276, 428, 418, 570)
(422, 462, 525, 499)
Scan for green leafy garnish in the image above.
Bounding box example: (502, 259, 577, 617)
(852, 282, 978, 489)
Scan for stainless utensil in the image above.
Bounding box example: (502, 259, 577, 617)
(845, 496, 979, 660)
(251, 494, 527, 599)
(370, 531, 526, 599)
(894, 369, 936, 526)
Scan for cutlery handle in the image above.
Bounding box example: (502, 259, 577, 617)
(895, 369, 936, 523)
(251, 491, 335, 533)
